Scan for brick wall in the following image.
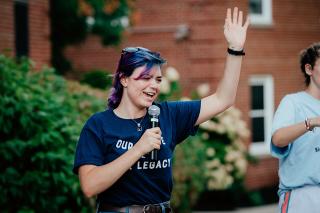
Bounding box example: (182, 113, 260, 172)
(0, 0, 15, 56)
(0, 0, 50, 69)
(28, 0, 51, 69)
(245, 156, 279, 190)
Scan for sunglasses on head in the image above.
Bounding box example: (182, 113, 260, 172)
(121, 47, 161, 59)
(122, 47, 151, 54)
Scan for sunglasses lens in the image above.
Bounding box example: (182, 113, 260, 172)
(122, 47, 139, 53)
(122, 47, 152, 54)
(136, 47, 151, 52)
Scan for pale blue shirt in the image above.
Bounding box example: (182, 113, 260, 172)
(271, 91, 320, 196)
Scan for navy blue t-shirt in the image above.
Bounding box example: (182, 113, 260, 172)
(73, 100, 201, 206)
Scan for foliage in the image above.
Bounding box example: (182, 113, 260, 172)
(158, 67, 206, 212)
(50, 0, 132, 74)
(171, 136, 207, 213)
(158, 67, 251, 212)
(157, 67, 181, 101)
(0, 54, 105, 212)
(199, 107, 250, 190)
(80, 69, 113, 90)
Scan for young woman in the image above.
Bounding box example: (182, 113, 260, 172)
(73, 7, 249, 213)
(271, 42, 320, 213)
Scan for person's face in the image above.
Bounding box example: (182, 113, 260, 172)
(121, 65, 162, 109)
(307, 58, 320, 90)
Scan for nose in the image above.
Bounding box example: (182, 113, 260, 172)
(149, 78, 160, 90)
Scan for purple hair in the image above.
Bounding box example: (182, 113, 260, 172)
(107, 48, 166, 109)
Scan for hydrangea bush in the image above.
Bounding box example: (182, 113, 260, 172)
(158, 67, 250, 212)
(199, 106, 250, 190)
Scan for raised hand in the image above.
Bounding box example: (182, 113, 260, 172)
(224, 7, 250, 51)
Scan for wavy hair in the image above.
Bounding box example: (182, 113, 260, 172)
(299, 42, 320, 86)
(107, 47, 166, 109)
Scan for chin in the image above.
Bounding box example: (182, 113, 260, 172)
(142, 100, 154, 108)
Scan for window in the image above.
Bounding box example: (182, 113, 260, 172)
(249, 0, 272, 26)
(249, 75, 274, 155)
(14, 0, 29, 57)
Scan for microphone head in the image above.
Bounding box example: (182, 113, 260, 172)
(148, 105, 160, 117)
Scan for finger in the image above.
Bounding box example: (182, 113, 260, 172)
(151, 127, 161, 134)
(238, 11, 243, 26)
(150, 139, 161, 149)
(154, 144, 161, 150)
(151, 133, 161, 140)
(233, 7, 238, 24)
(155, 139, 162, 148)
(226, 8, 231, 24)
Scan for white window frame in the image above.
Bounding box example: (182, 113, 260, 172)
(249, 0, 273, 26)
(249, 75, 274, 156)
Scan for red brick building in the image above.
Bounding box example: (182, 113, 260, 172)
(0, 0, 50, 69)
(1, 0, 320, 190)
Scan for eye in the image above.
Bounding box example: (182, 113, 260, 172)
(141, 76, 152, 80)
(156, 78, 162, 83)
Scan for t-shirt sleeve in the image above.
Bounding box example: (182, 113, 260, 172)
(73, 118, 105, 174)
(167, 100, 201, 144)
(270, 95, 296, 159)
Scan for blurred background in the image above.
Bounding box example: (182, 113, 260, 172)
(1, 0, 319, 212)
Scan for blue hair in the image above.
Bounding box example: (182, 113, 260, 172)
(108, 48, 166, 109)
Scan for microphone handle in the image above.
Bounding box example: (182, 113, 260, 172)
(150, 119, 158, 160)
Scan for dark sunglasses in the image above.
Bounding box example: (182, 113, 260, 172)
(122, 47, 151, 54)
(121, 46, 161, 57)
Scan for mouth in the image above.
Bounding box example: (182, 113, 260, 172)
(143, 91, 157, 99)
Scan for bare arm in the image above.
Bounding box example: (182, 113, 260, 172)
(196, 7, 249, 125)
(272, 117, 320, 147)
(78, 128, 162, 198)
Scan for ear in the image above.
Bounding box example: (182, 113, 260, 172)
(305, 64, 313, 75)
(120, 75, 128, 88)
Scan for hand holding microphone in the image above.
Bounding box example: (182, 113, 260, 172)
(133, 105, 161, 159)
(135, 127, 161, 156)
(148, 105, 160, 160)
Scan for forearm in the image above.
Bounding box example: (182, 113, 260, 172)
(272, 122, 308, 147)
(272, 117, 320, 147)
(195, 54, 243, 125)
(216, 53, 243, 105)
(79, 146, 143, 198)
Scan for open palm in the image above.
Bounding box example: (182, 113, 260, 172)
(224, 7, 250, 51)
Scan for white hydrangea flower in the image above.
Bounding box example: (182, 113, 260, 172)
(236, 120, 250, 138)
(225, 175, 234, 187)
(235, 158, 247, 175)
(165, 67, 180, 82)
(202, 132, 209, 140)
(225, 163, 234, 172)
(205, 159, 220, 169)
(200, 120, 217, 131)
(225, 150, 242, 162)
(207, 167, 231, 190)
(159, 77, 170, 94)
(206, 147, 216, 157)
(196, 83, 210, 98)
(86, 16, 95, 26)
(180, 96, 191, 101)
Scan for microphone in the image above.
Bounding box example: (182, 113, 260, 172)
(148, 105, 160, 160)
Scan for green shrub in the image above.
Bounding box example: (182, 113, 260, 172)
(0, 55, 105, 212)
(171, 136, 207, 213)
(80, 70, 112, 90)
